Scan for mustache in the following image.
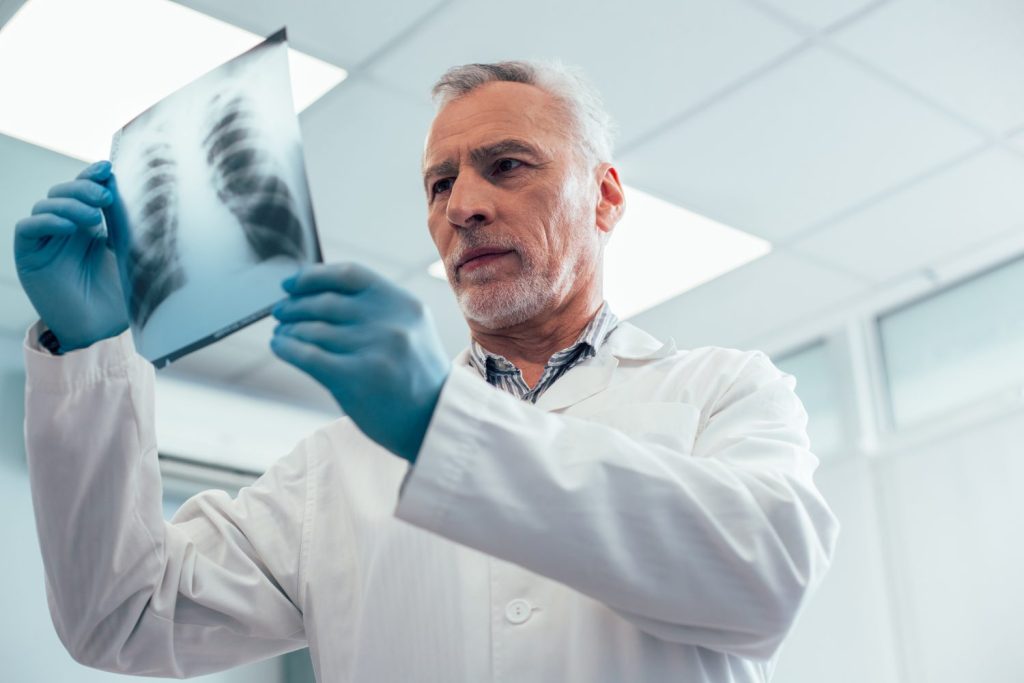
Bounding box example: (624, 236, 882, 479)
(447, 233, 524, 272)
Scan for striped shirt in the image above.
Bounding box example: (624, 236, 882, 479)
(468, 302, 619, 403)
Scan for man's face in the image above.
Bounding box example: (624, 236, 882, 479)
(422, 81, 603, 330)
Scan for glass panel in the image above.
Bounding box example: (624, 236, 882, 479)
(775, 341, 846, 460)
(879, 255, 1024, 428)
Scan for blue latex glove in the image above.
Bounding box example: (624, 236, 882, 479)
(270, 263, 451, 464)
(14, 160, 129, 352)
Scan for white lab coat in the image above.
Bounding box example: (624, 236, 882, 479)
(23, 320, 839, 682)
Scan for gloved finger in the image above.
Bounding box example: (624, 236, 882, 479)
(271, 333, 355, 387)
(272, 291, 368, 324)
(31, 197, 104, 226)
(14, 213, 78, 242)
(75, 160, 113, 182)
(283, 261, 383, 297)
(47, 179, 113, 207)
(274, 320, 372, 354)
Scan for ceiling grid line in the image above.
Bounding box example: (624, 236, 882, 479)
(342, 0, 458, 82)
(615, 39, 813, 157)
(620, 0, 894, 158)
(773, 245, 875, 287)
(779, 141, 994, 247)
(820, 42, 1001, 143)
(739, 0, 892, 37)
(742, 0, 999, 144)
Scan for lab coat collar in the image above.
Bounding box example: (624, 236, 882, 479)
(603, 321, 677, 361)
(452, 322, 676, 412)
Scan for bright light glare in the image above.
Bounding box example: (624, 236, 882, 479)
(602, 186, 771, 317)
(427, 185, 771, 318)
(427, 259, 448, 280)
(0, 0, 347, 161)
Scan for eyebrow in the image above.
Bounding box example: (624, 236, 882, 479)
(422, 138, 543, 192)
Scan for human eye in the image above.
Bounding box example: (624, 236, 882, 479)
(431, 177, 454, 198)
(492, 158, 524, 175)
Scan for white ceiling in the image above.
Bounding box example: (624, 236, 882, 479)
(1, 0, 1023, 414)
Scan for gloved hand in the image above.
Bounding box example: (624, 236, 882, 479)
(270, 263, 451, 464)
(14, 160, 129, 352)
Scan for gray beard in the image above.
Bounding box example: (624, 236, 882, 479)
(456, 271, 554, 329)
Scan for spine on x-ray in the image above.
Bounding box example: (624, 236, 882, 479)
(128, 144, 188, 328)
(203, 91, 307, 262)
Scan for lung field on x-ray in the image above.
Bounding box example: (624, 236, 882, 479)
(203, 92, 307, 262)
(129, 143, 188, 328)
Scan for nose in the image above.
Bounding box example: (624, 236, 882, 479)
(445, 172, 495, 229)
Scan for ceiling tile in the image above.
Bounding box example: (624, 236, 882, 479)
(400, 271, 471, 359)
(832, 0, 1024, 135)
(225, 353, 340, 415)
(173, 0, 449, 68)
(319, 238, 423, 281)
(158, 315, 277, 382)
(791, 148, 1024, 283)
(161, 313, 339, 414)
(367, 0, 802, 144)
(628, 249, 866, 350)
(0, 280, 36, 337)
(1011, 131, 1024, 154)
(619, 46, 983, 242)
(757, 0, 879, 31)
(300, 78, 440, 268)
(0, 134, 89, 284)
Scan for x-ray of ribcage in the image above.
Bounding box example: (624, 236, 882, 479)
(109, 29, 320, 367)
(129, 144, 187, 328)
(203, 92, 307, 262)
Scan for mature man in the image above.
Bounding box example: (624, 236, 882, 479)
(16, 61, 838, 682)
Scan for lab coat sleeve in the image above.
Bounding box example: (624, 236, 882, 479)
(394, 351, 840, 661)
(23, 326, 309, 677)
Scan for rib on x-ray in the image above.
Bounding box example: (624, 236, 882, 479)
(128, 143, 187, 328)
(108, 28, 321, 368)
(204, 92, 307, 262)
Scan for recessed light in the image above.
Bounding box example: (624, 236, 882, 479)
(0, 0, 346, 161)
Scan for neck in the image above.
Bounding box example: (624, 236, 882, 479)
(468, 287, 604, 387)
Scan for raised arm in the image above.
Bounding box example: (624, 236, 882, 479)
(24, 328, 309, 676)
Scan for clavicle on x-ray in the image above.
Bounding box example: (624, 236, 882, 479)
(109, 29, 321, 368)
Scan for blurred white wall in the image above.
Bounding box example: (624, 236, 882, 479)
(767, 256, 1024, 682)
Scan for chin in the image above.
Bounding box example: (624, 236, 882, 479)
(456, 278, 553, 330)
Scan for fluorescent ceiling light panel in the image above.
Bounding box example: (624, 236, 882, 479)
(427, 185, 771, 318)
(0, 0, 346, 161)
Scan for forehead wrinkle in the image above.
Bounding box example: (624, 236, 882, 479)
(423, 137, 546, 191)
(469, 138, 543, 166)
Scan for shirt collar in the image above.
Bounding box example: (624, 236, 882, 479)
(468, 301, 619, 379)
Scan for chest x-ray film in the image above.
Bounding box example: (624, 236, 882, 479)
(109, 28, 322, 368)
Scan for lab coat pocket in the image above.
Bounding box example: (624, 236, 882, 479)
(583, 402, 701, 455)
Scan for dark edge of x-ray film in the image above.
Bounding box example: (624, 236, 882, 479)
(109, 27, 324, 369)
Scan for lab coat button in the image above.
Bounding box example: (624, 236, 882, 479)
(505, 599, 533, 625)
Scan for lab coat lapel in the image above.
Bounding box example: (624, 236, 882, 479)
(451, 322, 676, 413)
(533, 352, 619, 412)
(534, 323, 677, 412)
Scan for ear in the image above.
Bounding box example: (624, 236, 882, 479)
(594, 163, 625, 236)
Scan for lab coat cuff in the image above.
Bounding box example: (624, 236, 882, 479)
(394, 365, 494, 528)
(23, 320, 142, 393)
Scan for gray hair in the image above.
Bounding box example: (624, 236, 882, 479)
(431, 60, 617, 166)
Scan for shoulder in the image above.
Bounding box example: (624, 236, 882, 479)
(612, 323, 788, 409)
